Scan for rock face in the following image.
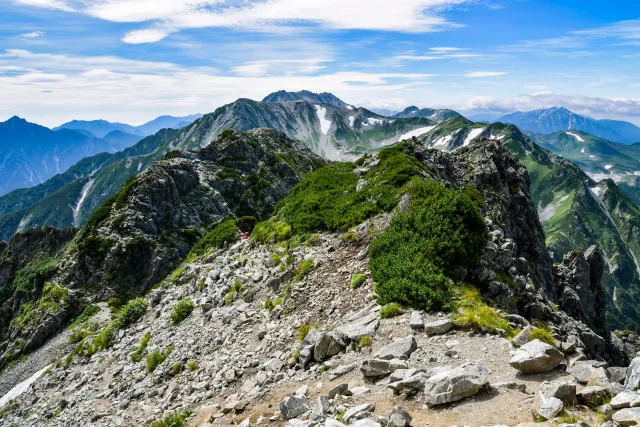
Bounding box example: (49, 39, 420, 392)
(626, 356, 640, 390)
(423, 361, 490, 406)
(554, 246, 606, 336)
(63, 129, 324, 298)
(509, 339, 564, 374)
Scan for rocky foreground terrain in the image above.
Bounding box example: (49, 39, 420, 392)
(2, 133, 640, 427)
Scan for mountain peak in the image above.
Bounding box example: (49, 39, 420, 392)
(262, 90, 348, 108)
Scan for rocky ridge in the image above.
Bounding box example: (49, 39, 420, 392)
(0, 138, 632, 427)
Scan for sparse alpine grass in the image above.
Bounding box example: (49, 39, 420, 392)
(350, 273, 367, 289)
(148, 410, 192, 427)
(146, 346, 174, 373)
(169, 299, 195, 324)
(131, 332, 152, 363)
(453, 287, 517, 338)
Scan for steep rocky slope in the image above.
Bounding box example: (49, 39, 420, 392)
(0, 138, 629, 427)
(413, 119, 640, 333)
(391, 106, 461, 123)
(0, 129, 323, 375)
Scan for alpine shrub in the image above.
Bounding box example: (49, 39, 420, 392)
(370, 177, 485, 312)
(169, 299, 195, 324)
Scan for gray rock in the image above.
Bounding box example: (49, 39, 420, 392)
(540, 381, 577, 405)
(511, 325, 535, 347)
(509, 339, 564, 374)
(310, 396, 330, 422)
(387, 405, 412, 427)
(337, 312, 380, 342)
(609, 367, 629, 384)
(351, 421, 381, 427)
(627, 357, 640, 390)
(360, 359, 393, 378)
(389, 372, 429, 395)
(375, 336, 417, 360)
(611, 391, 639, 409)
(325, 420, 347, 427)
(314, 333, 343, 362)
(343, 402, 376, 424)
(613, 407, 640, 425)
(588, 367, 612, 387)
(409, 312, 424, 330)
(424, 319, 453, 335)
(572, 360, 609, 384)
(328, 383, 349, 399)
(423, 361, 490, 406)
(577, 386, 611, 406)
(280, 395, 310, 419)
(531, 394, 563, 420)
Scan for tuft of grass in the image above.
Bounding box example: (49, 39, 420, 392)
(297, 324, 312, 341)
(186, 361, 198, 372)
(113, 298, 148, 329)
(148, 410, 192, 427)
(350, 273, 367, 289)
(169, 299, 195, 324)
(529, 326, 555, 346)
(131, 332, 152, 363)
(263, 296, 283, 312)
(379, 303, 404, 319)
(556, 412, 580, 424)
(295, 259, 314, 281)
(224, 282, 243, 306)
(359, 336, 372, 347)
(67, 304, 100, 330)
(146, 346, 174, 373)
(452, 287, 517, 338)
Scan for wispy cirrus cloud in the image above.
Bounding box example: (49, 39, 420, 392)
(18, 31, 46, 38)
(13, 0, 478, 44)
(464, 71, 507, 78)
(395, 46, 481, 61)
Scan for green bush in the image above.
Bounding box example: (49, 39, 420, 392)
(350, 273, 367, 289)
(370, 178, 485, 312)
(131, 332, 152, 363)
(146, 346, 174, 373)
(379, 303, 404, 319)
(113, 298, 148, 329)
(148, 410, 192, 427)
(529, 327, 555, 345)
(186, 218, 239, 262)
(252, 144, 426, 243)
(169, 299, 195, 324)
(224, 282, 243, 305)
(359, 336, 372, 347)
(187, 361, 198, 372)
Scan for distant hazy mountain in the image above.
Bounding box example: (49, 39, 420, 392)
(496, 107, 640, 144)
(55, 114, 202, 138)
(135, 114, 203, 135)
(263, 90, 349, 108)
(102, 130, 144, 148)
(0, 116, 134, 195)
(392, 106, 461, 123)
(54, 119, 142, 138)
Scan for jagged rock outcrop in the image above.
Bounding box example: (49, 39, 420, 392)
(61, 129, 324, 298)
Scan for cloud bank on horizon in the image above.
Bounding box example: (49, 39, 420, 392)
(1, 0, 639, 126)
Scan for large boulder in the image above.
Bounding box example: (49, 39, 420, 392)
(314, 332, 344, 362)
(613, 407, 640, 426)
(337, 312, 380, 342)
(375, 336, 417, 360)
(342, 402, 376, 424)
(387, 405, 412, 427)
(531, 382, 576, 420)
(509, 339, 564, 374)
(572, 360, 608, 384)
(611, 391, 640, 409)
(577, 386, 611, 407)
(423, 361, 490, 406)
(280, 395, 310, 419)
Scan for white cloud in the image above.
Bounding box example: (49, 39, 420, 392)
(122, 29, 171, 44)
(18, 31, 46, 38)
(16, 0, 475, 43)
(0, 49, 434, 126)
(464, 71, 507, 78)
(231, 59, 332, 77)
(12, 0, 74, 12)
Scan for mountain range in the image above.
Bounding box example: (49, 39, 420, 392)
(54, 114, 203, 138)
(496, 107, 640, 145)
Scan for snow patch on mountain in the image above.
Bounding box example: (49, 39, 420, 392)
(463, 127, 485, 147)
(605, 164, 613, 170)
(314, 105, 331, 135)
(398, 126, 436, 142)
(348, 116, 355, 127)
(566, 132, 585, 142)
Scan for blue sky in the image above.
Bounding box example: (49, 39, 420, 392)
(1, 0, 639, 127)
